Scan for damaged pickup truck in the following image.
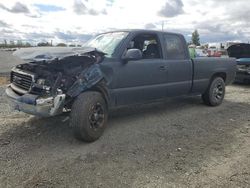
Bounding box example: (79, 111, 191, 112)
(6, 30, 236, 142)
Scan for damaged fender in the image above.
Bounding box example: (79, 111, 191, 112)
(67, 63, 107, 99)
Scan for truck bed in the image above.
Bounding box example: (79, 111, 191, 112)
(191, 57, 236, 94)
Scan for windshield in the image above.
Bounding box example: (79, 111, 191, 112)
(84, 32, 128, 57)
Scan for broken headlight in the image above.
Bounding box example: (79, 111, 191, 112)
(31, 78, 51, 94)
(37, 78, 46, 85)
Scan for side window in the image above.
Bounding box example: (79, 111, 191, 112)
(128, 34, 162, 59)
(164, 34, 186, 60)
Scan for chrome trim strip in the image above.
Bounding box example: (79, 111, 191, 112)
(10, 67, 35, 93)
(11, 67, 35, 82)
(10, 83, 28, 94)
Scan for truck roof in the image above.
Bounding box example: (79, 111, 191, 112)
(100, 29, 183, 37)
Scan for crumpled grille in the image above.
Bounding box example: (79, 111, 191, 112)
(11, 71, 32, 92)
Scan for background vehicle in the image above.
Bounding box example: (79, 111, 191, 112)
(207, 49, 222, 57)
(195, 49, 208, 57)
(6, 30, 236, 142)
(227, 43, 250, 83)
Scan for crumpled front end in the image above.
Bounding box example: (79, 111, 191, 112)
(6, 85, 66, 117)
(5, 48, 106, 117)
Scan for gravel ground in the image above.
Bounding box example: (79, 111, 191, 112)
(0, 84, 250, 188)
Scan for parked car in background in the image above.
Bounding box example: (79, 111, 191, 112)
(195, 49, 208, 57)
(207, 49, 222, 57)
(219, 50, 228, 58)
(227, 43, 250, 83)
(188, 46, 208, 58)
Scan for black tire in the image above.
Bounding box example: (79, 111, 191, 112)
(202, 77, 225, 106)
(70, 91, 108, 142)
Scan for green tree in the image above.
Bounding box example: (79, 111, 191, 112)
(17, 40, 23, 47)
(56, 43, 67, 47)
(9, 40, 15, 48)
(25, 42, 31, 47)
(37, 42, 51, 47)
(191, 30, 200, 46)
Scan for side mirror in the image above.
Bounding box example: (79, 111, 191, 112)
(122, 49, 142, 61)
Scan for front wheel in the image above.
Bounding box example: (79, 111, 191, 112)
(202, 77, 225, 106)
(70, 91, 108, 142)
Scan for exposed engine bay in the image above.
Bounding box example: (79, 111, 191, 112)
(7, 47, 106, 116)
(13, 52, 102, 94)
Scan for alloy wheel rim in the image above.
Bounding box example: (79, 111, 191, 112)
(213, 82, 224, 100)
(89, 103, 105, 130)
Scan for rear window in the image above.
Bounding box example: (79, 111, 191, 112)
(164, 34, 186, 60)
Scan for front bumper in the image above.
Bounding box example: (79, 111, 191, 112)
(5, 85, 66, 117)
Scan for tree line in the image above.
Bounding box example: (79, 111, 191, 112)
(0, 40, 82, 48)
(1, 30, 201, 48)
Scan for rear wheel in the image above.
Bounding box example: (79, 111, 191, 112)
(70, 91, 108, 142)
(202, 77, 225, 106)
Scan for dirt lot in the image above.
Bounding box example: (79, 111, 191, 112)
(0, 83, 250, 188)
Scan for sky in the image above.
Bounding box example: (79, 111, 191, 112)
(0, 0, 250, 45)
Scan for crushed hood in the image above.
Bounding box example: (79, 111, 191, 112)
(227, 43, 250, 59)
(13, 47, 106, 62)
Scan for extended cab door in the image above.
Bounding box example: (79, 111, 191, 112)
(163, 34, 193, 96)
(111, 32, 168, 105)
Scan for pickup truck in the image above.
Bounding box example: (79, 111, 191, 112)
(5, 29, 236, 142)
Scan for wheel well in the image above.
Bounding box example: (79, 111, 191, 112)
(88, 87, 109, 106)
(211, 72, 227, 82)
(65, 80, 109, 110)
(87, 80, 109, 108)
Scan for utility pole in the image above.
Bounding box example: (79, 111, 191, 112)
(4, 39, 7, 48)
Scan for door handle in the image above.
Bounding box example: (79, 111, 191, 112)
(159, 65, 167, 71)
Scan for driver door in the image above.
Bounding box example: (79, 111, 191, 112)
(111, 33, 168, 105)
